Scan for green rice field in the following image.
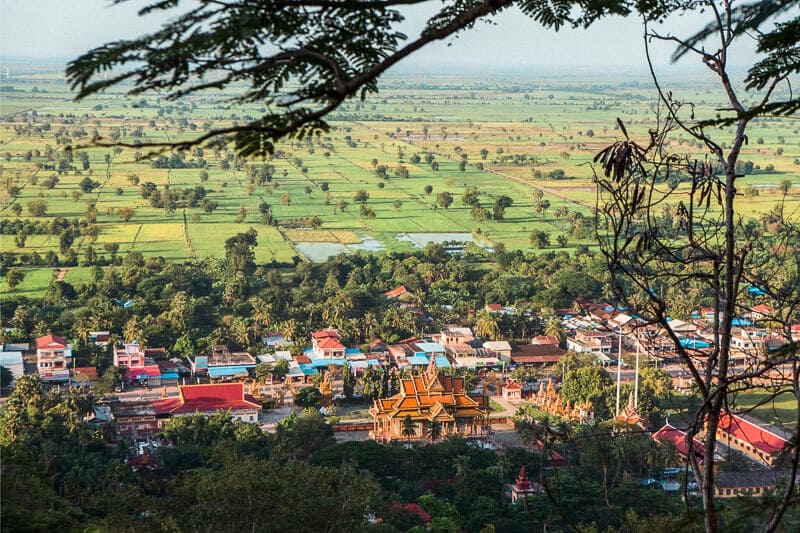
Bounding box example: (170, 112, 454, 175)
(2, 68, 799, 295)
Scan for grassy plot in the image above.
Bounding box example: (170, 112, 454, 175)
(730, 389, 799, 430)
(0, 266, 56, 296)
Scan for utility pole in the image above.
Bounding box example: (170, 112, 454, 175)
(634, 340, 640, 410)
(615, 326, 622, 418)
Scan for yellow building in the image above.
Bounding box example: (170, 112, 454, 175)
(369, 358, 488, 443)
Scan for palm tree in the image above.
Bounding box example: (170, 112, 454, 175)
(250, 299, 274, 332)
(123, 317, 144, 345)
(428, 420, 443, 443)
(401, 415, 417, 442)
(544, 317, 564, 342)
(278, 319, 297, 341)
(362, 312, 379, 341)
(475, 311, 500, 340)
(231, 316, 251, 349)
(255, 362, 274, 384)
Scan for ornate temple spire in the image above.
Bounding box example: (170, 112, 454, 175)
(515, 465, 532, 491)
(423, 354, 438, 384)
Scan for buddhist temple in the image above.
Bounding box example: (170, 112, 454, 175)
(151, 383, 261, 424)
(369, 357, 488, 443)
(616, 391, 646, 428)
(530, 378, 594, 424)
(508, 465, 539, 503)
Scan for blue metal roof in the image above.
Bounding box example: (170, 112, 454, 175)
(299, 364, 318, 376)
(435, 356, 451, 368)
(407, 356, 429, 365)
(679, 339, 711, 349)
(160, 372, 179, 379)
(208, 366, 251, 377)
(311, 358, 345, 367)
(415, 342, 445, 353)
(345, 348, 362, 355)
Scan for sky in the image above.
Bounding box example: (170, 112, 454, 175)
(0, 0, 771, 75)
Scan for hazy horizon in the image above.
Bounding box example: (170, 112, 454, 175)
(0, 1, 768, 75)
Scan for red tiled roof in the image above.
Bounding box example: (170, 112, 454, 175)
(486, 303, 504, 311)
(718, 412, 787, 455)
(125, 365, 162, 380)
(295, 355, 312, 364)
(152, 383, 260, 414)
(751, 304, 774, 315)
(531, 335, 560, 345)
(312, 329, 340, 340)
(37, 334, 67, 349)
(317, 337, 345, 350)
(384, 286, 408, 298)
(653, 424, 705, 464)
(504, 381, 522, 390)
(73, 367, 98, 379)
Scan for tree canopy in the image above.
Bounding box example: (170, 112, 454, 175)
(66, 1, 798, 157)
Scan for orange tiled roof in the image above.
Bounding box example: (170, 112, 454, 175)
(372, 364, 485, 424)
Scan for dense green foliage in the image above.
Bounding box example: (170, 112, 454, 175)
(1, 245, 609, 363)
(4, 374, 798, 531)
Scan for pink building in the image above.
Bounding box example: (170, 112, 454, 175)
(114, 342, 145, 368)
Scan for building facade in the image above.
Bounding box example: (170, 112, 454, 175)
(369, 358, 487, 443)
(36, 334, 72, 382)
(715, 412, 788, 467)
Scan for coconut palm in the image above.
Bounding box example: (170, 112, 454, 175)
(277, 318, 297, 341)
(401, 415, 417, 442)
(544, 317, 564, 343)
(428, 420, 443, 443)
(250, 299, 274, 331)
(475, 311, 500, 340)
(362, 312, 379, 341)
(230, 316, 251, 349)
(123, 317, 144, 345)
